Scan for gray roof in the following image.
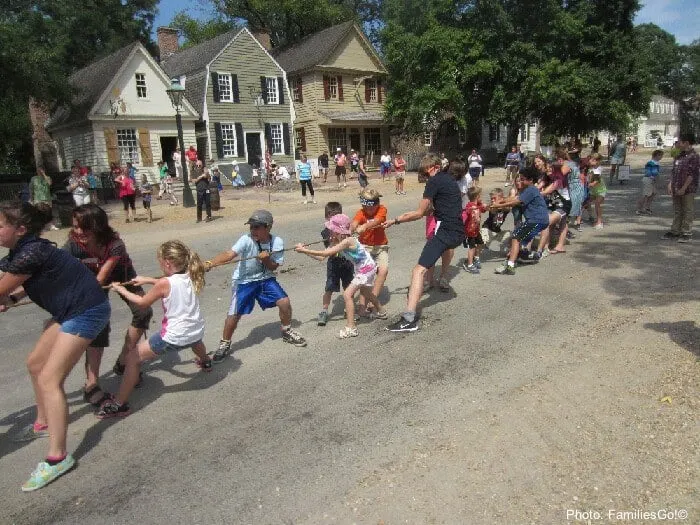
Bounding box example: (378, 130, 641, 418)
(160, 30, 239, 77)
(47, 42, 141, 131)
(272, 21, 356, 74)
(320, 110, 384, 122)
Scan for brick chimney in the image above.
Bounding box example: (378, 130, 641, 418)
(251, 29, 272, 51)
(157, 27, 180, 60)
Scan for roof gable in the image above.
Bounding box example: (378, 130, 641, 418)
(160, 30, 239, 77)
(323, 31, 385, 73)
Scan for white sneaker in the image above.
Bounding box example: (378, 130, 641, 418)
(312, 199, 317, 204)
(594, 223, 604, 230)
(303, 199, 307, 204)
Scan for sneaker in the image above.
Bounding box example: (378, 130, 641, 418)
(317, 310, 329, 326)
(282, 328, 307, 347)
(21, 455, 76, 492)
(677, 234, 692, 243)
(370, 309, 388, 320)
(566, 231, 575, 240)
(10, 423, 49, 443)
(195, 357, 213, 372)
(302, 199, 307, 204)
(661, 231, 680, 240)
(312, 199, 317, 204)
(95, 399, 131, 419)
(575, 224, 582, 232)
(212, 340, 231, 363)
(338, 326, 359, 338)
(466, 264, 480, 274)
(594, 223, 604, 230)
(474, 258, 482, 269)
(494, 264, 515, 275)
(386, 316, 419, 332)
(461, 260, 469, 272)
(539, 248, 551, 259)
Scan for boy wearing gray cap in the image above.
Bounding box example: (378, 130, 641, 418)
(205, 209, 307, 361)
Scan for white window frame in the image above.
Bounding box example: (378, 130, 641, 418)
(219, 123, 237, 157)
(327, 127, 346, 152)
(265, 77, 279, 105)
(367, 79, 378, 102)
(295, 128, 304, 151)
(218, 73, 233, 102)
(117, 128, 139, 164)
(292, 77, 302, 102)
(135, 73, 147, 99)
(269, 123, 283, 154)
(328, 76, 339, 100)
(423, 131, 433, 147)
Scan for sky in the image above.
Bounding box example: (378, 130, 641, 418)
(152, 0, 699, 45)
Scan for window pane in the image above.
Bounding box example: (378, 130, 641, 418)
(329, 77, 338, 99)
(220, 124, 236, 157)
(368, 80, 377, 102)
(266, 77, 278, 104)
(364, 127, 381, 155)
(328, 127, 346, 152)
(270, 123, 283, 154)
(135, 73, 147, 99)
(117, 129, 139, 164)
(218, 74, 232, 102)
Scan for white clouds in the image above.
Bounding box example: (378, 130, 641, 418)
(636, 0, 700, 44)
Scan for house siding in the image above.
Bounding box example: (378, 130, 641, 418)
(53, 126, 97, 171)
(323, 33, 384, 73)
(207, 31, 293, 167)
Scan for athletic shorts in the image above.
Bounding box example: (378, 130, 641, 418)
(350, 164, 359, 172)
(149, 332, 201, 356)
(121, 194, 136, 210)
(91, 285, 153, 348)
(60, 300, 111, 341)
(326, 257, 354, 293)
(463, 233, 485, 249)
(469, 167, 481, 180)
(642, 177, 656, 197)
(367, 245, 389, 269)
(418, 229, 464, 268)
(512, 222, 548, 245)
(335, 165, 347, 176)
(395, 171, 405, 181)
(228, 278, 288, 316)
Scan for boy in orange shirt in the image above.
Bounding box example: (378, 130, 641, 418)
(351, 188, 390, 316)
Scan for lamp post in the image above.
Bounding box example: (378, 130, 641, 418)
(166, 77, 195, 208)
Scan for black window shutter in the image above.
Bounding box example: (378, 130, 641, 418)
(232, 74, 240, 103)
(211, 72, 220, 103)
(264, 124, 272, 152)
(235, 123, 244, 158)
(260, 77, 268, 104)
(283, 123, 290, 155)
(277, 77, 284, 104)
(214, 123, 224, 158)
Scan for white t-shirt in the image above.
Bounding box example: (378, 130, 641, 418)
(277, 166, 290, 180)
(231, 234, 284, 284)
(380, 154, 391, 164)
(457, 174, 473, 208)
(468, 154, 482, 168)
(161, 273, 205, 346)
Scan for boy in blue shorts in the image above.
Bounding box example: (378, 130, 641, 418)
(206, 209, 307, 362)
(317, 202, 354, 326)
(489, 166, 550, 275)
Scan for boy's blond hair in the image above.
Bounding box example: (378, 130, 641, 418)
(489, 188, 504, 198)
(359, 188, 382, 201)
(467, 186, 482, 201)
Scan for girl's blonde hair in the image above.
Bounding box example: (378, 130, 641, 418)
(157, 240, 206, 294)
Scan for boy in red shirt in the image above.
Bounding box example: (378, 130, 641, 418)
(462, 187, 487, 274)
(351, 188, 389, 316)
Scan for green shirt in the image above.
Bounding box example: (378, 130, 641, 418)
(30, 175, 52, 204)
(160, 165, 169, 179)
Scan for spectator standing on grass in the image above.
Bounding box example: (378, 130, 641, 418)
(661, 134, 699, 243)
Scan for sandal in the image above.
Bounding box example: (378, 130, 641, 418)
(195, 357, 213, 372)
(549, 249, 566, 254)
(371, 309, 388, 320)
(338, 326, 359, 338)
(83, 385, 113, 407)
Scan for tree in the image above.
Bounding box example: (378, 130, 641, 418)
(169, 11, 238, 49)
(634, 24, 687, 100)
(0, 0, 157, 172)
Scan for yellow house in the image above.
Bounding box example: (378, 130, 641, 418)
(273, 21, 389, 164)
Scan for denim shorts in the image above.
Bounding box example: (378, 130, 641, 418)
(60, 300, 111, 341)
(149, 332, 201, 356)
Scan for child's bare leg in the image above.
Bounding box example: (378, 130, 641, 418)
(467, 246, 475, 265)
(359, 285, 383, 313)
(84, 347, 103, 389)
(595, 197, 604, 225)
(508, 238, 521, 263)
(342, 284, 359, 328)
(116, 340, 156, 405)
(276, 297, 293, 329)
(371, 265, 388, 306)
(190, 341, 208, 361)
(222, 314, 241, 341)
(322, 291, 333, 310)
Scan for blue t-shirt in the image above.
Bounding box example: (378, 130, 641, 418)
(0, 236, 107, 322)
(645, 160, 660, 178)
(297, 161, 312, 181)
(519, 185, 550, 224)
(231, 233, 284, 284)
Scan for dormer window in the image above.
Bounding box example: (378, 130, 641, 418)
(135, 73, 147, 99)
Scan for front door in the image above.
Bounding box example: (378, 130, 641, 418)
(246, 132, 262, 168)
(160, 136, 178, 174)
(349, 127, 361, 152)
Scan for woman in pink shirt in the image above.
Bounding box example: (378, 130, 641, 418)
(114, 168, 136, 223)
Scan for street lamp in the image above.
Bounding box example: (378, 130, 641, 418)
(166, 77, 195, 208)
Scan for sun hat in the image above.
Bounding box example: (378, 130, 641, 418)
(325, 213, 351, 235)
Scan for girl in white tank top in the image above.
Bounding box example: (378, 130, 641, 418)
(99, 241, 210, 419)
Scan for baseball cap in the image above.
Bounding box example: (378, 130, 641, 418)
(324, 213, 351, 235)
(336, 147, 342, 151)
(245, 209, 273, 227)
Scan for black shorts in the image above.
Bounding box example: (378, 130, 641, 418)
(350, 164, 359, 172)
(463, 233, 484, 249)
(325, 257, 354, 292)
(90, 285, 153, 348)
(418, 229, 464, 268)
(121, 194, 136, 210)
(469, 167, 481, 179)
(335, 165, 347, 176)
(142, 196, 152, 209)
